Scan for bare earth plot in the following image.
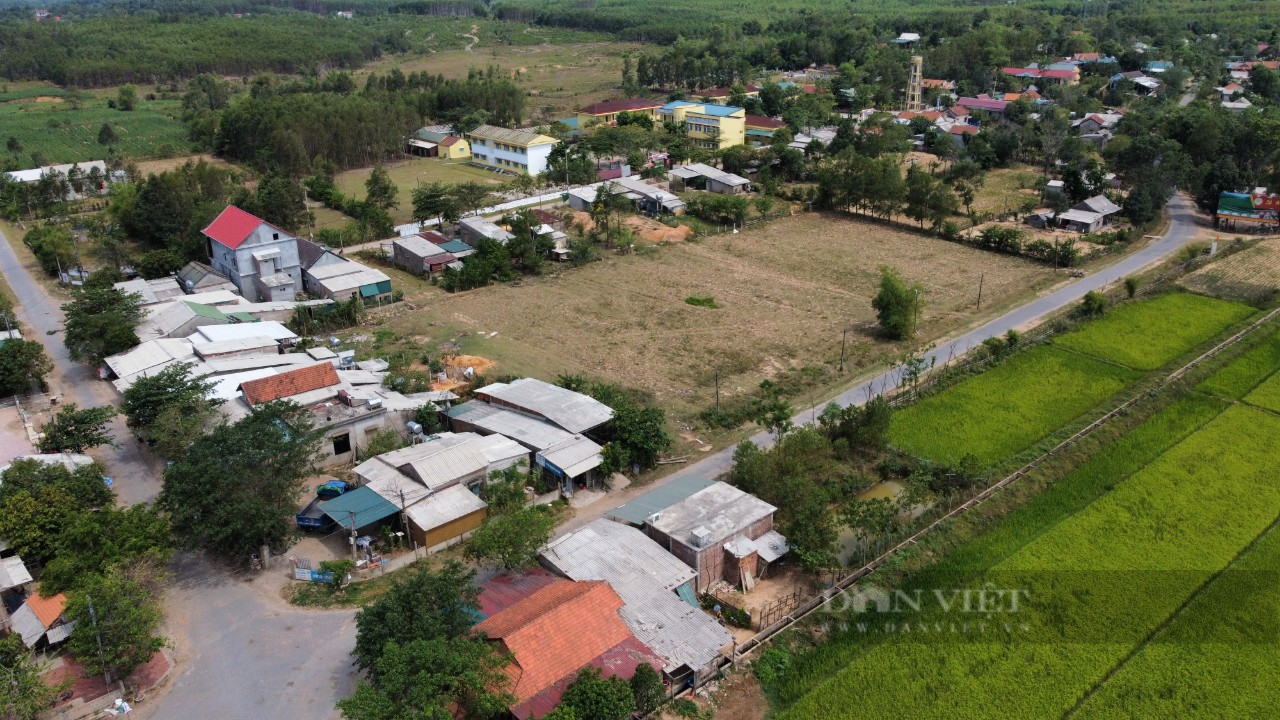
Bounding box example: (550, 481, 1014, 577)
(382, 213, 1056, 416)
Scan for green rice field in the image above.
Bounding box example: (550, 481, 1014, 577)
(771, 312, 1280, 720)
(777, 403, 1280, 720)
(1195, 331, 1280, 399)
(888, 346, 1140, 465)
(1242, 368, 1280, 412)
(1053, 292, 1253, 371)
(1071, 521, 1280, 719)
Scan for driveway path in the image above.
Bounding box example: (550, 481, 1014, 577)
(560, 193, 1205, 533)
(0, 224, 162, 504)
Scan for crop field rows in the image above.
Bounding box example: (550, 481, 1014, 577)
(772, 308, 1280, 720)
(888, 293, 1255, 467)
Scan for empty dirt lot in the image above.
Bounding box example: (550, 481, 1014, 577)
(376, 212, 1058, 418)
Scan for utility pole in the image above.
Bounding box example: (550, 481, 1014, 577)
(86, 595, 110, 685)
(976, 273, 985, 311)
(839, 327, 849, 372)
(348, 512, 358, 564)
(398, 488, 417, 556)
(715, 370, 720, 409)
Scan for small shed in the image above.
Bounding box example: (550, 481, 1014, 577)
(10, 593, 73, 648)
(392, 233, 458, 275)
(406, 138, 438, 157)
(404, 484, 487, 551)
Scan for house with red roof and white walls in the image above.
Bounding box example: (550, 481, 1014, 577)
(202, 205, 303, 302)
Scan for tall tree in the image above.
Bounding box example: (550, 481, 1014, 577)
(40, 504, 172, 593)
(463, 507, 556, 571)
(352, 560, 483, 673)
(411, 182, 460, 225)
(62, 287, 144, 364)
(36, 403, 117, 454)
(364, 165, 399, 210)
(337, 637, 512, 720)
(871, 266, 923, 340)
(558, 667, 635, 720)
(159, 401, 322, 558)
(0, 460, 113, 568)
(122, 362, 221, 436)
(64, 561, 166, 683)
(0, 339, 52, 397)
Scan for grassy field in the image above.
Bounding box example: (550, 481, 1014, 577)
(1071, 520, 1280, 719)
(887, 346, 1140, 466)
(777, 402, 1280, 719)
(360, 212, 1057, 421)
(970, 163, 1042, 217)
(335, 157, 506, 225)
(359, 41, 649, 123)
(0, 84, 191, 165)
(1053, 292, 1254, 371)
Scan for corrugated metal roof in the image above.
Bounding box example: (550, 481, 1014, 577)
(649, 482, 776, 548)
(404, 483, 486, 530)
(320, 485, 400, 529)
(607, 476, 718, 525)
(536, 435, 603, 479)
(113, 277, 186, 305)
(394, 235, 448, 259)
(104, 338, 199, 379)
(44, 622, 74, 645)
(9, 603, 46, 647)
(467, 124, 559, 147)
(448, 403, 575, 452)
(478, 378, 613, 434)
(192, 336, 279, 359)
(0, 555, 33, 590)
(458, 216, 516, 242)
(317, 268, 392, 295)
(192, 321, 296, 344)
(541, 519, 732, 672)
(543, 519, 695, 591)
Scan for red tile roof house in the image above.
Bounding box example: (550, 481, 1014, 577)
(202, 205, 303, 302)
(474, 580, 663, 720)
(237, 363, 391, 465)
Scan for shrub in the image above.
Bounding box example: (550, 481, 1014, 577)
(1078, 290, 1107, 318)
(685, 295, 719, 309)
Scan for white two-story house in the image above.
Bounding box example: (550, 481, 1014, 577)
(201, 206, 303, 302)
(465, 125, 559, 176)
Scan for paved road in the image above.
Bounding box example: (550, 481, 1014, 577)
(0, 225, 162, 504)
(133, 554, 357, 720)
(603, 194, 1206, 506)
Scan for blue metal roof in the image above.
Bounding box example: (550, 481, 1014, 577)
(321, 486, 399, 529)
(660, 101, 744, 117)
